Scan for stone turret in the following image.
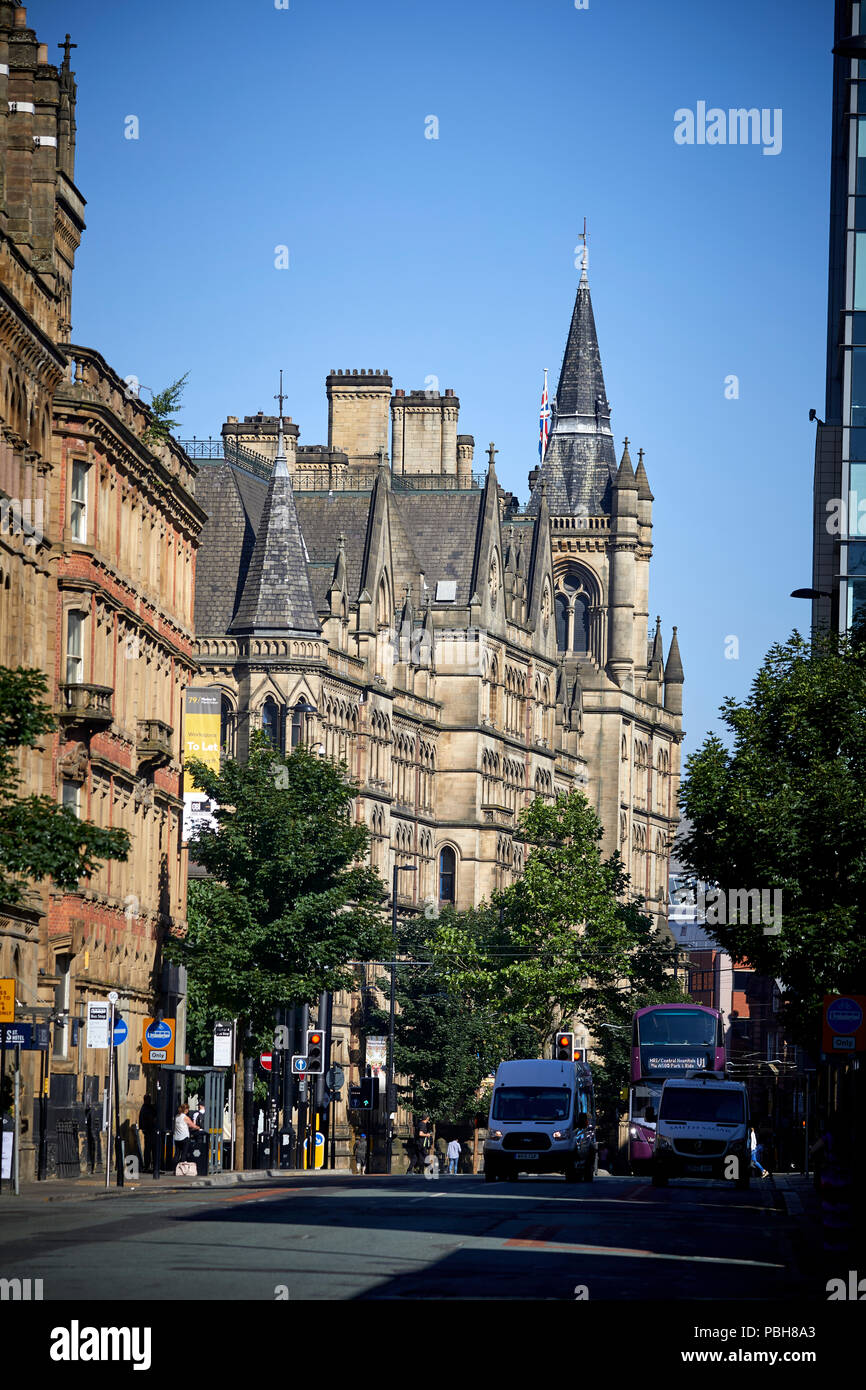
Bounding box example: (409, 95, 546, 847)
(664, 626, 684, 715)
(608, 437, 638, 690)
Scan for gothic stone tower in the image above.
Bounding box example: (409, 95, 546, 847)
(528, 263, 684, 924)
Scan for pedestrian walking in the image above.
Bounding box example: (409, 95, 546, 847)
(447, 1138, 461, 1175)
(435, 1134, 447, 1173)
(353, 1134, 368, 1175)
(138, 1096, 155, 1173)
(173, 1102, 201, 1166)
(192, 1101, 206, 1132)
(749, 1127, 769, 1179)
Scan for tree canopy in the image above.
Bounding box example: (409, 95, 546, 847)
(168, 734, 389, 1032)
(0, 666, 129, 905)
(392, 791, 684, 1127)
(677, 626, 866, 1043)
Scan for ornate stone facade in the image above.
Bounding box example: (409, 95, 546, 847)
(191, 266, 685, 1160)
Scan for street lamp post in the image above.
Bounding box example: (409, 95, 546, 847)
(387, 862, 416, 1174)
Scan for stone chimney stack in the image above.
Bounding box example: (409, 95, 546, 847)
(456, 434, 475, 487)
(326, 369, 392, 470)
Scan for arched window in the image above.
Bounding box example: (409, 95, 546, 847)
(261, 697, 282, 748)
(220, 695, 236, 756)
(438, 846, 456, 904)
(571, 595, 589, 653)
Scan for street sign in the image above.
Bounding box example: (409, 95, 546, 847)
(291, 1055, 308, 1074)
(142, 1016, 176, 1065)
(113, 1017, 128, 1046)
(0, 1024, 43, 1049)
(108, 990, 119, 1004)
(213, 1023, 233, 1067)
(326, 1066, 344, 1091)
(260, 1053, 273, 1072)
(822, 994, 866, 1054)
(86, 1002, 110, 1050)
(0, 978, 14, 1024)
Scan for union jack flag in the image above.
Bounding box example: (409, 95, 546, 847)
(538, 368, 551, 461)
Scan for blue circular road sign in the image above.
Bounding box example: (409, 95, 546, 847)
(826, 997, 863, 1034)
(145, 1019, 173, 1047)
(113, 1017, 128, 1045)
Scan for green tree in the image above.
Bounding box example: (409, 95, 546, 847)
(413, 792, 683, 1130)
(143, 372, 188, 445)
(677, 626, 866, 1044)
(167, 734, 389, 1032)
(0, 666, 129, 905)
(369, 907, 537, 1125)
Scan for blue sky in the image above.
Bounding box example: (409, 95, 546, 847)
(30, 0, 831, 756)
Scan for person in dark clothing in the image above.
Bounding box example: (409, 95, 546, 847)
(353, 1134, 368, 1175)
(138, 1097, 156, 1172)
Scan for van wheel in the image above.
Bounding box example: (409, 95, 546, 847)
(652, 1169, 668, 1188)
(736, 1171, 750, 1191)
(484, 1165, 497, 1183)
(565, 1159, 579, 1183)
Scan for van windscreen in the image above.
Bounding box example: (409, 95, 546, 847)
(492, 1087, 571, 1121)
(659, 1088, 745, 1124)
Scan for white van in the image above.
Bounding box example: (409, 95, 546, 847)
(484, 1058, 597, 1183)
(651, 1072, 750, 1189)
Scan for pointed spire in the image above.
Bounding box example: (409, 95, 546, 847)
(616, 436, 638, 489)
(528, 255, 617, 518)
(635, 447, 654, 502)
(664, 626, 684, 683)
(649, 615, 664, 677)
(229, 421, 320, 636)
(329, 533, 347, 594)
(487, 441, 498, 473)
(554, 264, 611, 424)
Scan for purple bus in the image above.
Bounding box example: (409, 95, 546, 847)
(628, 1005, 725, 1172)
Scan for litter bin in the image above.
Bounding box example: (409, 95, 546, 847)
(190, 1135, 209, 1176)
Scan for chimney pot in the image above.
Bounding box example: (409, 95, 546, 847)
(37, 42, 48, 63)
(14, 8, 27, 30)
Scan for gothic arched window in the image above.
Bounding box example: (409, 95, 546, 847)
(438, 846, 456, 904)
(261, 697, 282, 748)
(572, 595, 589, 653)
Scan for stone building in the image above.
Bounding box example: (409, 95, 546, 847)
(0, 4, 203, 1177)
(191, 261, 685, 1158)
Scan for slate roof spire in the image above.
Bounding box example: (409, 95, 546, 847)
(229, 375, 320, 637)
(528, 253, 617, 517)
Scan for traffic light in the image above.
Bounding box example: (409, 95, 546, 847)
(347, 1085, 362, 1110)
(360, 1076, 379, 1110)
(554, 1031, 574, 1061)
(306, 1029, 325, 1074)
(573, 1047, 587, 1063)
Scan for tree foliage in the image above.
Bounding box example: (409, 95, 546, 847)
(392, 792, 684, 1128)
(143, 372, 188, 445)
(677, 626, 866, 1043)
(167, 734, 389, 1032)
(0, 666, 129, 905)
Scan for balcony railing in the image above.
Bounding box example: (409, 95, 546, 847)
(57, 683, 114, 727)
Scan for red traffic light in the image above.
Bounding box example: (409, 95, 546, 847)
(309, 1032, 322, 1046)
(558, 1036, 570, 1047)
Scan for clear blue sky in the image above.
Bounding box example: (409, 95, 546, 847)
(30, 0, 831, 757)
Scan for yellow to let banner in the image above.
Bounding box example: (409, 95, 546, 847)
(0, 978, 14, 1024)
(184, 687, 221, 789)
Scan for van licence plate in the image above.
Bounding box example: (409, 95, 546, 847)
(520, 1152, 539, 1160)
(685, 1162, 712, 1173)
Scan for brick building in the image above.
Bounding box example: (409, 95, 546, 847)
(0, 4, 204, 1177)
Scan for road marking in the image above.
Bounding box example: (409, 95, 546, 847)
(504, 1224, 563, 1248)
(224, 1187, 296, 1204)
(497, 1237, 784, 1268)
